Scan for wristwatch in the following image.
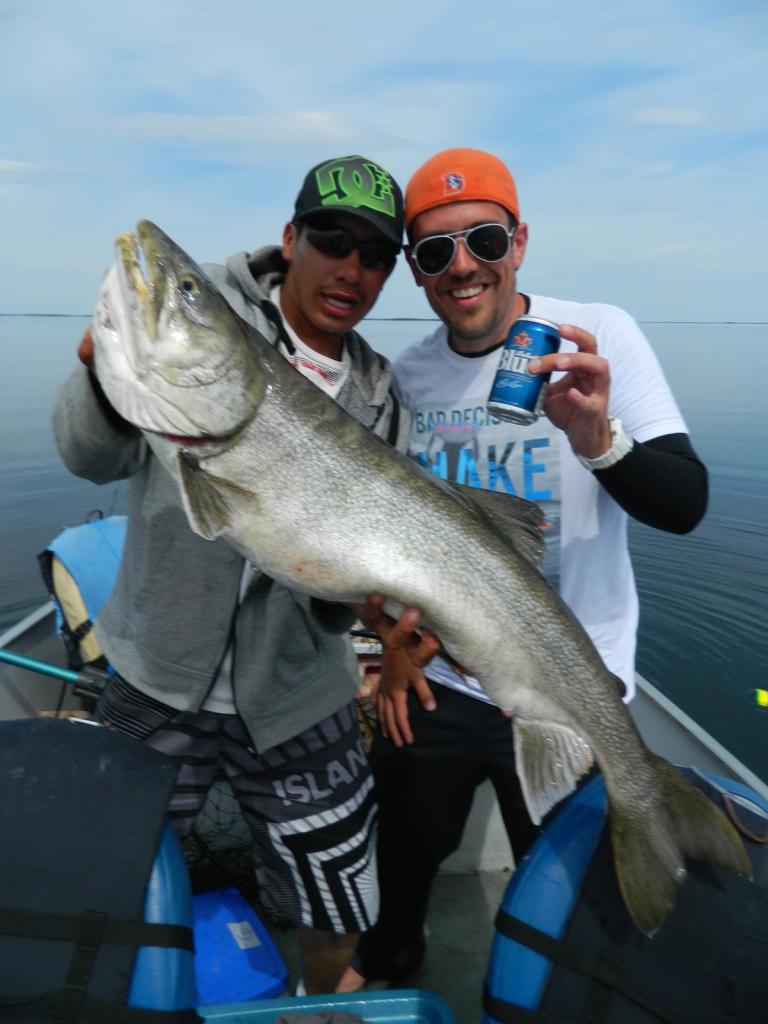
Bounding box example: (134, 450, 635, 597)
(576, 417, 634, 471)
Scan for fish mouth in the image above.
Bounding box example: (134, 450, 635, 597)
(115, 230, 155, 340)
(149, 431, 218, 446)
(146, 417, 249, 454)
(114, 221, 237, 388)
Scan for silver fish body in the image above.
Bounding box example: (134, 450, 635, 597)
(92, 220, 752, 935)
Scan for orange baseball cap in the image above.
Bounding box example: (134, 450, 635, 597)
(405, 148, 520, 232)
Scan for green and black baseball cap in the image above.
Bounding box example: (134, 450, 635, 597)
(293, 155, 404, 246)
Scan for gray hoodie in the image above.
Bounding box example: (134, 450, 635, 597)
(52, 247, 410, 751)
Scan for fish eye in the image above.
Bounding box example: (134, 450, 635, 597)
(181, 277, 197, 293)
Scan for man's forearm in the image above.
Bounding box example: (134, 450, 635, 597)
(593, 432, 708, 534)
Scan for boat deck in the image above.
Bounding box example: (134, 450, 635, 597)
(4, 604, 768, 1022)
(264, 869, 509, 1022)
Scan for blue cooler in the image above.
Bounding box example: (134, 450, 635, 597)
(200, 988, 455, 1022)
(193, 887, 289, 1005)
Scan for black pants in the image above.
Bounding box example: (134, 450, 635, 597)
(357, 685, 540, 981)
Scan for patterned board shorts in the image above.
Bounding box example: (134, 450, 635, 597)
(96, 676, 378, 934)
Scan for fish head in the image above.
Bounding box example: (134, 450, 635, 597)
(93, 219, 264, 448)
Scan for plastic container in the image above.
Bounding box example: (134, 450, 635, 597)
(193, 887, 289, 1005)
(199, 988, 455, 1023)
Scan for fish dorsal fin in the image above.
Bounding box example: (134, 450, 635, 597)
(452, 484, 545, 569)
(177, 450, 253, 540)
(513, 717, 594, 825)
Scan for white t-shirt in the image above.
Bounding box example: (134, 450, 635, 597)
(202, 286, 350, 713)
(393, 295, 688, 705)
(272, 285, 351, 399)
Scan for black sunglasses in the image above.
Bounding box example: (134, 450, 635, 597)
(410, 222, 516, 276)
(298, 222, 399, 271)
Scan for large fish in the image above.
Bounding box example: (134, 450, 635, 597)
(91, 220, 751, 935)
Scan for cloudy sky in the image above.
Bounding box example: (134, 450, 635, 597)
(1, 0, 765, 321)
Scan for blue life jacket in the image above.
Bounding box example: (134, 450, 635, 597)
(38, 515, 127, 669)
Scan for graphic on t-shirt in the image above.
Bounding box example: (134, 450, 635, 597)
(409, 395, 561, 587)
(405, 393, 562, 704)
(285, 353, 347, 389)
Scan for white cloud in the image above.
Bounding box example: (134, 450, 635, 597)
(0, 0, 765, 320)
(0, 160, 35, 173)
(86, 110, 415, 153)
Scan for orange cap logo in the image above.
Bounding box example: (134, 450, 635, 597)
(441, 172, 465, 195)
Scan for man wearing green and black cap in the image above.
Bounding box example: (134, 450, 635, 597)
(54, 155, 408, 995)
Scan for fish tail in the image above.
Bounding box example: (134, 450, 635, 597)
(609, 756, 752, 935)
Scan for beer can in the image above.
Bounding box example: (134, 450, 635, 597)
(487, 316, 560, 425)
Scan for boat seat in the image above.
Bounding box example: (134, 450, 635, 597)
(0, 717, 200, 1021)
(483, 769, 768, 1024)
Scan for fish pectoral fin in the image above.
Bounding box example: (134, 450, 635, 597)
(177, 451, 254, 540)
(451, 485, 545, 568)
(513, 717, 594, 825)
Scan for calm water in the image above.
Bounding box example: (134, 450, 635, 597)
(1, 316, 766, 780)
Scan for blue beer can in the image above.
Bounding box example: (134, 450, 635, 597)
(487, 316, 560, 425)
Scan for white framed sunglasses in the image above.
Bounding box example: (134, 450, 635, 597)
(410, 222, 516, 276)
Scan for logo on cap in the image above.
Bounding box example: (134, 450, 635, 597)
(314, 158, 397, 218)
(442, 172, 465, 195)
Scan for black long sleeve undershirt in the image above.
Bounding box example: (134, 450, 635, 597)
(592, 432, 707, 535)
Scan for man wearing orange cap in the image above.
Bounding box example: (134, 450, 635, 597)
(341, 148, 708, 989)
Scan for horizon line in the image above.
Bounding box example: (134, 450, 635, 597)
(1, 313, 766, 327)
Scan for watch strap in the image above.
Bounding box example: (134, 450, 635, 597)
(576, 417, 634, 471)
